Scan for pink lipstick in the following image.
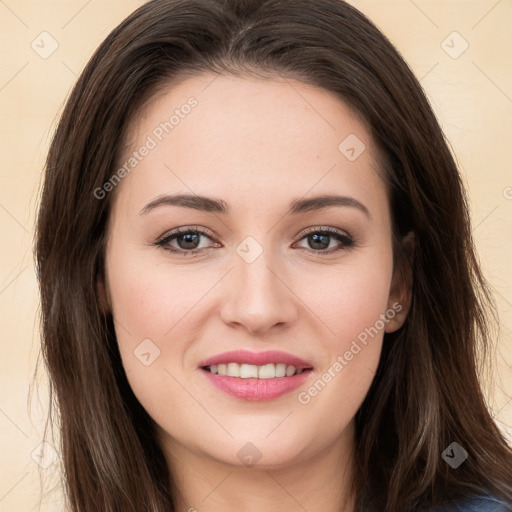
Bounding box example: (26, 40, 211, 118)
(199, 350, 313, 401)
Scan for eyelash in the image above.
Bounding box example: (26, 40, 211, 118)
(153, 225, 355, 257)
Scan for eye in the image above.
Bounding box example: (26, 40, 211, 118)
(153, 226, 220, 256)
(293, 226, 355, 254)
(153, 225, 355, 256)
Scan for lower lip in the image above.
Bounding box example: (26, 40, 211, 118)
(200, 368, 312, 401)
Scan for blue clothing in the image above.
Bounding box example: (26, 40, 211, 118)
(434, 495, 511, 511)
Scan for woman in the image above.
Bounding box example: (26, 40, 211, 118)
(34, 0, 512, 510)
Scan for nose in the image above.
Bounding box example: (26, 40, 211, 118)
(219, 248, 299, 336)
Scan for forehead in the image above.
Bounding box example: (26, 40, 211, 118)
(113, 73, 388, 215)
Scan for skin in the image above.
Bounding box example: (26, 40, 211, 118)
(100, 73, 413, 512)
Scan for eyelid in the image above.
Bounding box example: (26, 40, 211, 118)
(155, 225, 217, 244)
(156, 225, 351, 242)
(297, 225, 350, 238)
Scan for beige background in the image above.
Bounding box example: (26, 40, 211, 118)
(0, 0, 511, 510)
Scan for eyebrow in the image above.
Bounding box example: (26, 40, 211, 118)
(140, 193, 371, 218)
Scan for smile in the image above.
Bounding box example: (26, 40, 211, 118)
(199, 350, 314, 400)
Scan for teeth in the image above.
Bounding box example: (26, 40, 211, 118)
(208, 363, 306, 378)
(227, 363, 240, 377)
(275, 363, 286, 377)
(285, 365, 296, 377)
(258, 363, 275, 379)
(240, 363, 258, 378)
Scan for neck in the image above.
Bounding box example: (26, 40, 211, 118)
(160, 420, 358, 512)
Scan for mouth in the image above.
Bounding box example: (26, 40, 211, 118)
(198, 350, 314, 401)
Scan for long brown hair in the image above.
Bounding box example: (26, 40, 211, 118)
(34, 0, 512, 510)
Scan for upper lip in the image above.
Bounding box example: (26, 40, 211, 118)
(199, 350, 313, 369)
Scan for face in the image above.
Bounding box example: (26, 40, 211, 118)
(101, 73, 410, 471)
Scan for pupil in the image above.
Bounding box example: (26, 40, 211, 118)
(180, 233, 199, 249)
(309, 233, 329, 250)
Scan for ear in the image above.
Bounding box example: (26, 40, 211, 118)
(97, 278, 112, 315)
(385, 231, 415, 333)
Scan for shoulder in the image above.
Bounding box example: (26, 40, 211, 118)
(433, 495, 511, 511)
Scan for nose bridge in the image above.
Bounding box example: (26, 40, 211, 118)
(220, 234, 297, 333)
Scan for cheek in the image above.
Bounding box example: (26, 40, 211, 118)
(292, 247, 393, 406)
(104, 242, 203, 410)
(105, 227, 212, 343)
(107, 269, 201, 434)
(306, 250, 394, 350)
(331, 273, 390, 346)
